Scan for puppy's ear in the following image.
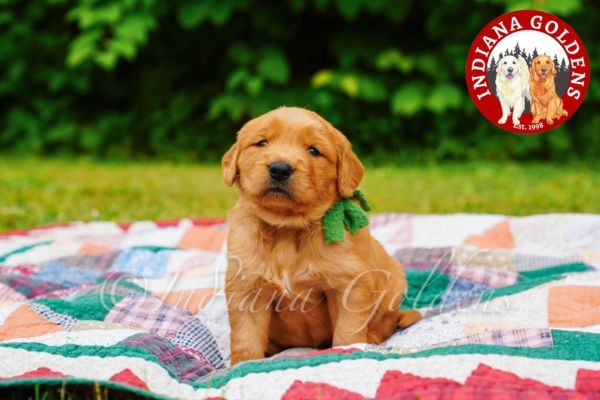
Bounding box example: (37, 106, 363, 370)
(530, 64, 539, 81)
(222, 141, 240, 186)
(550, 62, 557, 76)
(336, 134, 364, 198)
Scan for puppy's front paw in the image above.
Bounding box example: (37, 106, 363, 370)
(398, 310, 422, 328)
(231, 348, 264, 365)
(512, 118, 520, 126)
(498, 117, 508, 124)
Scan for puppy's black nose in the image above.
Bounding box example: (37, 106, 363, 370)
(507, 67, 513, 73)
(269, 162, 292, 182)
(541, 67, 547, 71)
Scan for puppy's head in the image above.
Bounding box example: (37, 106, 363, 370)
(530, 55, 555, 81)
(222, 107, 364, 227)
(496, 55, 520, 81)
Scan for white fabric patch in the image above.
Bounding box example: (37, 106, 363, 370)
(411, 215, 504, 248)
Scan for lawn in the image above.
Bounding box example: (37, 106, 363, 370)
(1, 157, 599, 231)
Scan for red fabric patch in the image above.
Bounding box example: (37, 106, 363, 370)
(0, 367, 67, 380)
(460, 363, 584, 399)
(109, 369, 149, 390)
(576, 369, 600, 394)
(282, 364, 600, 399)
(376, 370, 460, 399)
(282, 380, 366, 400)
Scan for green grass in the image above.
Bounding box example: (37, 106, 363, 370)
(1, 157, 598, 231)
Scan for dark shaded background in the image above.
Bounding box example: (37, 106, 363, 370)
(0, 0, 597, 163)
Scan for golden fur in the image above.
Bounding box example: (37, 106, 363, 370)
(529, 55, 568, 125)
(222, 107, 419, 365)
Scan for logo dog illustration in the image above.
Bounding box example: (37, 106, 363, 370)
(495, 55, 530, 126)
(529, 55, 568, 125)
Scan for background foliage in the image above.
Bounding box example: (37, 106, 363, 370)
(0, 0, 597, 162)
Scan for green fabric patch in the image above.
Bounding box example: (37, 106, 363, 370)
(96, 277, 147, 293)
(520, 262, 588, 280)
(401, 270, 450, 309)
(34, 293, 123, 321)
(322, 190, 371, 244)
(482, 262, 589, 302)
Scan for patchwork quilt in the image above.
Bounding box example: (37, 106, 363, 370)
(0, 214, 600, 399)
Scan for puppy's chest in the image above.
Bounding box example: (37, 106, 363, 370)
(256, 235, 326, 295)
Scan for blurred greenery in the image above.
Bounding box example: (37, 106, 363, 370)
(0, 0, 598, 162)
(1, 158, 598, 231)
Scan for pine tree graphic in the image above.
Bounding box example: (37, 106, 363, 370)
(489, 56, 497, 71)
(560, 58, 568, 72)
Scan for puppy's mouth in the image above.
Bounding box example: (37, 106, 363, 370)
(540, 73, 548, 79)
(506, 73, 514, 79)
(263, 185, 293, 199)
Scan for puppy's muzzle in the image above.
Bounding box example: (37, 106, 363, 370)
(269, 162, 293, 182)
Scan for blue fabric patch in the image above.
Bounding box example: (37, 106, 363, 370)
(172, 318, 224, 369)
(110, 249, 170, 279)
(441, 277, 490, 307)
(32, 261, 101, 287)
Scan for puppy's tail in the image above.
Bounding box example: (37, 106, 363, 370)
(398, 310, 422, 328)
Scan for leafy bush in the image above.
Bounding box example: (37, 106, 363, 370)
(0, 0, 597, 162)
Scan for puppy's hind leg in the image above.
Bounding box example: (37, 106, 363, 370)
(555, 98, 568, 119)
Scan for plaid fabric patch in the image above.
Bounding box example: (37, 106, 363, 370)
(441, 278, 490, 308)
(0, 282, 27, 301)
(32, 262, 101, 287)
(110, 249, 170, 279)
(30, 302, 77, 329)
(514, 253, 581, 272)
(172, 318, 224, 369)
(365, 328, 553, 355)
(451, 247, 515, 271)
(1, 275, 65, 299)
(447, 264, 519, 288)
(51, 252, 118, 271)
(0, 264, 42, 277)
(121, 332, 215, 382)
(452, 328, 554, 348)
(105, 295, 187, 338)
(394, 247, 454, 271)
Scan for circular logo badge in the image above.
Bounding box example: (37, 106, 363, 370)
(466, 10, 590, 134)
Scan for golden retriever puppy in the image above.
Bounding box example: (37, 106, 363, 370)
(529, 55, 568, 125)
(222, 107, 419, 365)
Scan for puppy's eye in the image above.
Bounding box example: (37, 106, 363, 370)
(503, 62, 507, 64)
(308, 146, 321, 156)
(537, 61, 541, 64)
(512, 61, 516, 64)
(254, 140, 268, 147)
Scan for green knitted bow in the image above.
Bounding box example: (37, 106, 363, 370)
(322, 190, 371, 244)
